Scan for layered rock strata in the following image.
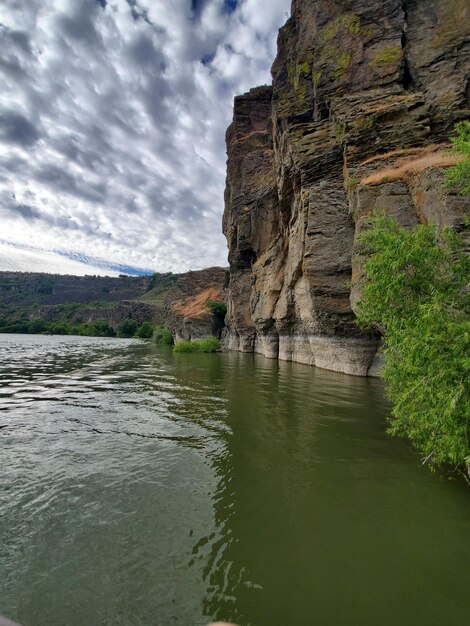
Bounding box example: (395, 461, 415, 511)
(223, 0, 470, 376)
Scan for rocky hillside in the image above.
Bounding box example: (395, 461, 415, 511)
(0, 272, 152, 311)
(223, 0, 470, 376)
(0, 268, 227, 340)
(139, 267, 228, 340)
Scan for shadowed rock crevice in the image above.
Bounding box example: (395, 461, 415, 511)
(400, 0, 416, 91)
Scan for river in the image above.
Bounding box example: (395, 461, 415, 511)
(0, 334, 469, 626)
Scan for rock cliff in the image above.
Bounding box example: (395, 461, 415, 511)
(139, 266, 228, 341)
(223, 0, 470, 376)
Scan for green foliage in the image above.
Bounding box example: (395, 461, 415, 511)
(0, 317, 117, 337)
(28, 319, 48, 334)
(370, 45, 402, 68)
(36, 281, 54, 295)
(76, 321, 115, 337)
(206, 300, 227, 319)
(173, 337, 221, 353)
(48, 322, 70, 335)
(153, 325, 174, 345)
(346, 176, 360, 193)
(0, 319, 30, 333)
(446, 121, 470, 195)
(356, 217, 470, 473)
(92, 321, 115, 337)
(135, 321, 154, 339)
(117, 319, 139, 338)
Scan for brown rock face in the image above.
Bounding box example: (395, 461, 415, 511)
(139, 266, 228, 341)
(223, 0, 470, 376)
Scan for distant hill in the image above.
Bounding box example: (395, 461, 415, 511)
(0, 268, 227, 341)
(0, 271, 154, 314)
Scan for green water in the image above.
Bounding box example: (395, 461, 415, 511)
(0, 334, 469, 626)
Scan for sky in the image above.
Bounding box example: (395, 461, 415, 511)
(0, 0, 291, 276)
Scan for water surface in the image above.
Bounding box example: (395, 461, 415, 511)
(1, 334, 469, 626)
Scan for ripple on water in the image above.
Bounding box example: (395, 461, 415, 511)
(1, 334, 470, 626)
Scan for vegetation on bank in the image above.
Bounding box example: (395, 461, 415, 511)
(356, 217, 469, 474)
(0, 318, 116, 337)
(152, 325, 174, 345)
(356, 123, 470, 476)
(446, 120, 470, 195)
(0, 317, 175, 344)
(173, 338, 221, 353)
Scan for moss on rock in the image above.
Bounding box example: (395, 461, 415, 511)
(370, 46, 402, 68)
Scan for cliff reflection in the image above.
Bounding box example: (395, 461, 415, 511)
(186, 351, 390, 626)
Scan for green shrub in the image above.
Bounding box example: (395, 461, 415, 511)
(76, 321, 115, 337)
(206, 300, 227, 330)
(206, 300, 227, 317)
(0, 320, 30, 333)
(153, 325, 174, 345)
(117, 319, 139, 338)
(28, 319, 48, 334)
(356, 216, 470, 475)
(48, 322, 71, 335)
(93, 320, 115, 337)
(135, 321, 154, 339)
(76, 323, 96, 336)
(446, 120, 470, 195)
(173, 337, 221, 353)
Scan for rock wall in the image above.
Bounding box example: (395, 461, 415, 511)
(223, 0, 470, 376)
(164, 267, 228, 341)
(138, 266, 228, 341)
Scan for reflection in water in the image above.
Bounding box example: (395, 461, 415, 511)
(190, 354, 470, 626)
(1, 335, 469, 626)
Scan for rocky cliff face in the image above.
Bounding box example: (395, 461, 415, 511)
(223, 0, 470, 376)
(138, 266, 228, 341)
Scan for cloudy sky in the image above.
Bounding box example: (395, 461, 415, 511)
(0, 0, 290, 276)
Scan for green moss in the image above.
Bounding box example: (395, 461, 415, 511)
(333, 51, 351, 78)
(313, 14, 358, 84)
(370, 45, 402, 68)
(321, 13, 361, 41)
(432, 0, 469, 48)
(346, 176, 360, 193)
(288, 58, 312, 90)
(295, 85, 308, 107)
(298, 60, 310, 76)
(334, 121, 346, 147)
(313, 42, 352, 84)
(287, 59, 296, 88)
(249, 84, 271, 95)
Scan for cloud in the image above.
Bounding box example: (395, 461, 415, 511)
(0, 241, 147, 276)
(0, 111, 39, 146)
(0, 0, 290, 274)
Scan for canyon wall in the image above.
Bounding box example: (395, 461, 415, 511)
(223, 0, 470, 376)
